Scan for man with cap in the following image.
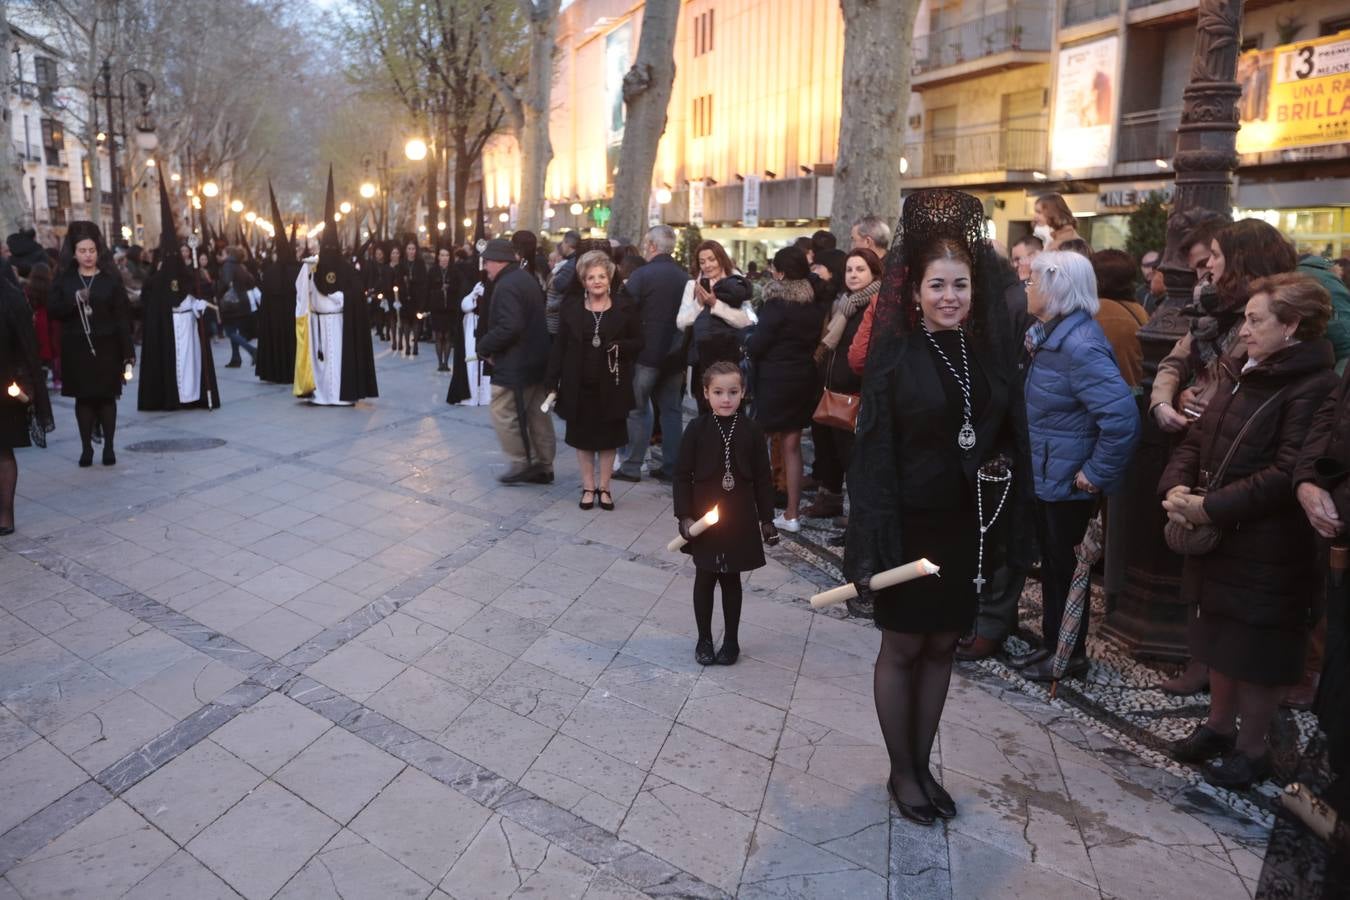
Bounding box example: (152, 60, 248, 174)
(476, 238, 555, 483)
(138, 170, 220, 411)
(294, 166, 378, 406)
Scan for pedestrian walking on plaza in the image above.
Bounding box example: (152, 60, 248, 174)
(615, 225, 690, 484)
(1018, 251, 1140, 684)
(545, 250, 642, 511)
(844, 189, 1029, 826)
(477, 239, 555, 484)
(677, 240, 754, 415)
(674, 361, 778, 666)
(745, 246, 823, 533)
(49, 221, 134, 467)
(366, 244, 388, 341)
(217, 247, 258, 369)
(1032, 193, 1083, 251)
(399, 239, 426, 357)
(0, 260, 55, 534)
(1162, 273, 1336, 789)
(804, 248, 880, 522)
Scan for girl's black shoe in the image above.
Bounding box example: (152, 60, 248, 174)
(1172, 724, 1235, 764)
(102, 448, 116, 467)
(917, 769, 957, 819)
(78, 448, 93, 468)
(715, 643, 739, 665)
(695, 637, 716, 666)
(579, 489, 595, 510)
(598, 490, 614, 511)
(1203, 750, 1272, 790)
(887, 776, 936, 826)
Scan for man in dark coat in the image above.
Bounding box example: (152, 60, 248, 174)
(138, 173, 219, 411)
(476, 239, 554, 484)
(615, 225, 689, 483)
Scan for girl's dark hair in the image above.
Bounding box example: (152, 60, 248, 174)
(1214, 218, 1297, 306)
(24, 263, 52, 309)
(512, 230, 539, 276)
(845, 248, 883, 280)
(701, 360, 743, 388)
(693, 240, 735, 279)
(1090, 249, 1138, 301)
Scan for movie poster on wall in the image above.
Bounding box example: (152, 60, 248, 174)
(1050, 36, 1119, 171)
(1236, 30, 1350, 154)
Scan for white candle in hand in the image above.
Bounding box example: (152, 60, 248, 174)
(123, 363, 134, 382)
(540, 392, 557, 413)
(809, 559, 940, 609)
(7, 382, 28, 403)
(668, 506, 720, 552)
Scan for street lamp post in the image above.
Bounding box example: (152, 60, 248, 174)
(93, 62, 157, 245)
(1104, 0, 1246, 661)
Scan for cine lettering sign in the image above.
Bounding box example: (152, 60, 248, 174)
(1237, 30, 1350, 154)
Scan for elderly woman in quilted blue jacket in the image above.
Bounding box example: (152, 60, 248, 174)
(1017, 250, 1141, 682)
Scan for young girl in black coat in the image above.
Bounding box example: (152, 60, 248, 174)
(674, 361, 779, 665)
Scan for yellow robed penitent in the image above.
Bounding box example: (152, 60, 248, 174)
(293, 260, 316, 396)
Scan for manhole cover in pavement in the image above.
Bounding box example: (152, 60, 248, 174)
(126, 438, 227, 452)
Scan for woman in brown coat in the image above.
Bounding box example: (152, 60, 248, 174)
(1160, 273, 1338, 789)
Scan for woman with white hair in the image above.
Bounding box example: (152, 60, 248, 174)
(1018, 250, 1140, 682)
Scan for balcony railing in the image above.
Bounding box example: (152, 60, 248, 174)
(9, 80, 60, 108)
(911, 3, 1053, 75)
(1117, 107, 1181, 163)
(904, 127, 1047, 177)
(1063, 0, 1118, 27)
(1127, 0, 1170, 9)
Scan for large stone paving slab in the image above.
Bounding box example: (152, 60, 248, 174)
(0, 348, 1268, 898)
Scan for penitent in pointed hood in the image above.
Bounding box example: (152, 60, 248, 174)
(268, 182, 295, 266)
(156, 166, 190, 300)
(313, 165, 344, 296)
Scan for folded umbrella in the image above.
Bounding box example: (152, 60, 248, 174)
(1050, 512, 1104, 698)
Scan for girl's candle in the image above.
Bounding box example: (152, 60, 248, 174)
(7, 382, 29, 403)
(668, 506, 720, 552)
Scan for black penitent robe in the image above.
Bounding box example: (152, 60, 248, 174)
(256, 260, 298, 384)
(338, 265, 378, 402)
(137, 271, 220, 411)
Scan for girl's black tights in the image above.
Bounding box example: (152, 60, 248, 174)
(74, 399, 116, 453)
(693, 570, 742, 646)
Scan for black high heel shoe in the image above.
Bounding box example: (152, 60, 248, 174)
(579, 489, 596, 510)
(917, 769, 957, 819)
(887, 776, 936, 826)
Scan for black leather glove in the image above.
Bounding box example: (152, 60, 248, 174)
(761, 521, 779, 546)
(679, 517, 696, 542)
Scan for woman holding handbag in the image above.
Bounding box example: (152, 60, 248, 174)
(806, 248, 880, 524)
(0, 261, 55, 534)
(1161, 273, 1338, 788)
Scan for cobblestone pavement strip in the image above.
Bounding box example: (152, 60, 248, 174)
(0, 346, 1265, 898)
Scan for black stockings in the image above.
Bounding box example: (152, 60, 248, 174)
(693, 570, 743, 647)
(434, 332, 451, 368)
(74, 399, 116, 454)
(0, 448, 16, 529)
(874, 629, 961, 806)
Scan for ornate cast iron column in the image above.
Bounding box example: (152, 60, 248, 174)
(1102, 0, 1243, 660)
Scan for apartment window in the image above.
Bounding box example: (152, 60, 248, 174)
(34, 57, 57, 88)
(694, 9, 715, 56)
(40, 118, 64, 167)
(1322, 16, 1350, 36)
(1241, 35, 1262, 51)
(692, 94, 713, 138)
(46, 179, 71, 210)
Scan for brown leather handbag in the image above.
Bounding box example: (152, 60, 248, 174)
(1163, 387, 1286, 556)
(812, 351, 860, 431)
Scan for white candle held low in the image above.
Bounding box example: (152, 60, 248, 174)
(668, 506, 719, 552)
(540, 391, 557, 413)
(123, 363, 134, 382)
(6, 382, 29, 403)
(809, 559, 940, 609)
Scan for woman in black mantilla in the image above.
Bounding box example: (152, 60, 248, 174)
(845, 189, 1030, 825)
(48, 221, 134, 467)
(0, 260, 55, 534)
